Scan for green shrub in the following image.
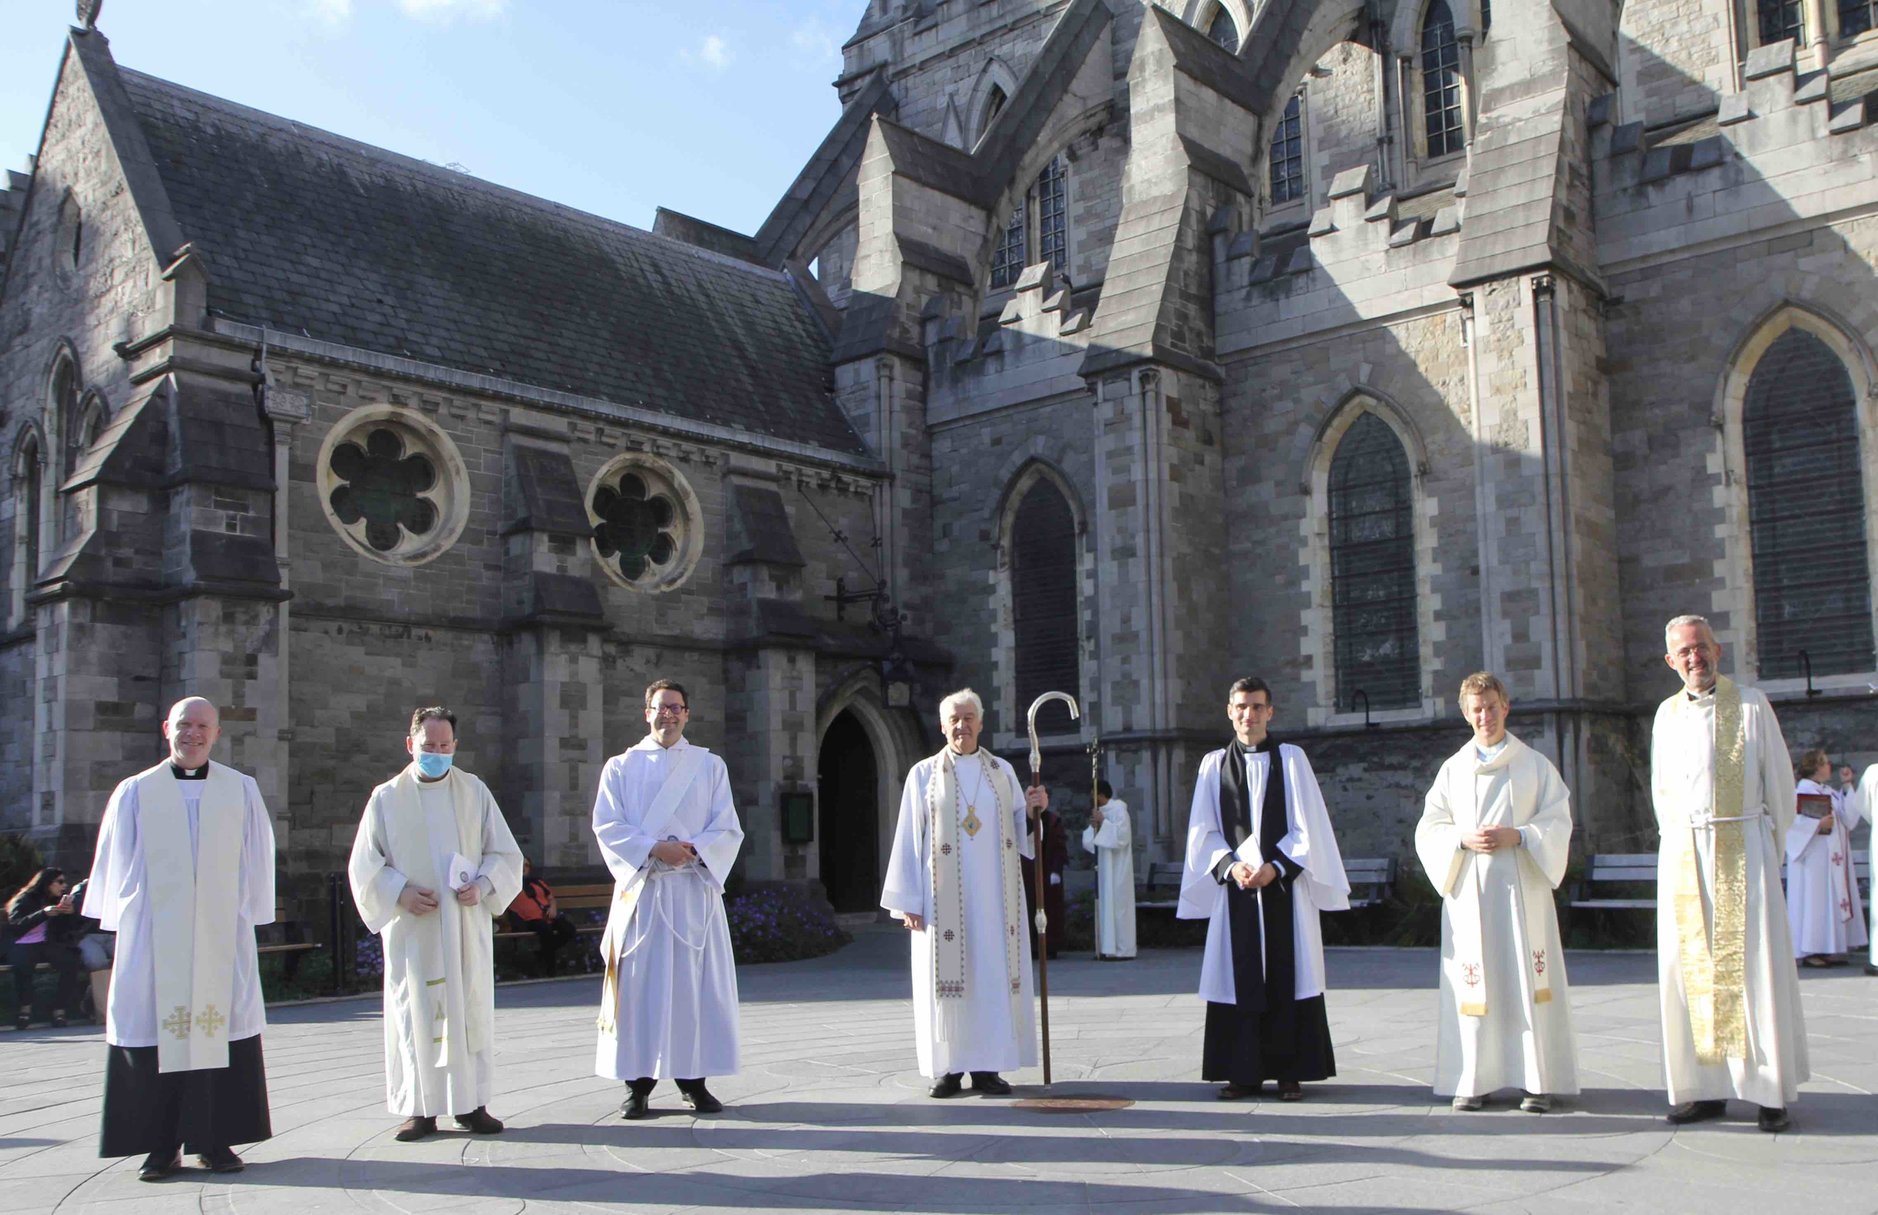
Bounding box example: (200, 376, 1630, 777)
(0, 834, 45, 907)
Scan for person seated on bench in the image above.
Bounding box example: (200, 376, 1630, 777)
(508, 860, 580, 977)
(6, 867, 85, 1029)
(65, 877, 114, 1023)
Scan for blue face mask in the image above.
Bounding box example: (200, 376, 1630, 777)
(413, 751, 454, 779)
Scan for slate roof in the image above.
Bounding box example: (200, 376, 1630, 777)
(114, 68, 868, 457)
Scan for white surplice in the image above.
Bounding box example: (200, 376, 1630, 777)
(1651, 684, 1808, 1108)
(1081, 800, 1136, 959)
(1415, 734, 1579, 1099)
(1176, 746, 1350, 1004)
(1785, 778, 1867, 959)
(592, 735, 743, 1081)
(349, 765, 523, 1117)
(880, 749, 1037, 1078)
(1866, 764, 1878, 969)
(83, 762, 275, 1053)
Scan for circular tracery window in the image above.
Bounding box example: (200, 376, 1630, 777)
(588, 455, 701, 591)
(316, 408, 468, 565)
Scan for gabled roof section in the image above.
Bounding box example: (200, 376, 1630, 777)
(65, 31, 189, 269)
(116, 69, 869, 458)
(1147, 5, 1263, 114)
(969, 0, 1112, 196)
(754, 69, 896, 266)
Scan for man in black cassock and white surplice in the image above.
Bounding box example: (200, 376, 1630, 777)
(1178, 677, 1350, 1101)
(84, 697, 276, 1181)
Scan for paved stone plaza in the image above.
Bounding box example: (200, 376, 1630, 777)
(1, 930, 1873, 1214)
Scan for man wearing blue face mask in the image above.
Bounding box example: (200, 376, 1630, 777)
(348, 706, 524, 1143)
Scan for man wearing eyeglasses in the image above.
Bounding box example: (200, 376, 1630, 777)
(591, 680, 744, 1120)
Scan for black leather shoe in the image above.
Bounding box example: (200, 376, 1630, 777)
(1665, 1099, 1727, 1125)
(395, 1116, 437, 1141)
(621, 1090, 652, 1120)
(677, 1083, 723, 1114)
(1757, 1106, 1790, 1133)
(195, 1146, 244, 1173)
(1277, 1080, 1304, 1102)
(138, 1149, 182, 1182)
(928, 1073, 964, 1098)
(454, 1107, 504, 1134)
(969, 1071, 1013, 1095)
(1217, 1083, 1261, 1100)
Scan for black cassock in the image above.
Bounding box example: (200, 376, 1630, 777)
(100, 1035, 273, 1157)
(1200, 739, 1336, 1086)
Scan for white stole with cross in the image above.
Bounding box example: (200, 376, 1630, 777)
(139, 762, 244, 1073)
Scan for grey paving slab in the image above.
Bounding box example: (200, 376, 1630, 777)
(0, 930, 1872, 1214)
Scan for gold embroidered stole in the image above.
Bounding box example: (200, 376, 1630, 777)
(926, 748, 1025, 1045)
(1672, 676, 1750, 1063)
(142, 764, 244, 1073)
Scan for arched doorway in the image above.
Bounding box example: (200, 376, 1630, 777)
(817, 709, 881, 913)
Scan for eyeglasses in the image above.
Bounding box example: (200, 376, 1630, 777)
(651, 705, 689, 717)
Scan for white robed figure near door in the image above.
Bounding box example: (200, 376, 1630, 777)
(1786, 755, 1866, 963)
(349, 744, 522, 1121)
(1415, 673, 1578, 1108)
(592, 731, 744, 1084)
(1082, 782, 1136, 960)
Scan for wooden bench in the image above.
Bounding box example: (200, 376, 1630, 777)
(1569, 853, 1659, 912)
(1137, 857, 1397, 910)
(494, 882, 614, 954)
(1345, 857, 1397, 909)
(255, 897, 323, 979)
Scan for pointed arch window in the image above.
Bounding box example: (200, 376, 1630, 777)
(1743, 327, 1873, 677)
(1270, 93, 1305, 206)
(1840, 0, 1875, 38)
(1011, 477, 1080, 713)
(11, 435, 42, 626)
(1206, 4, 1239, 52)
(1329, 413, 1420, 710)
(980, 84, 1008, 144)
(1421, 0, 1465, 159)
(1758, 0, 1804, 43)
(1037, 155, 1068, 280)
(50, 359, 80, 479)
(990, 203, 1026, 290)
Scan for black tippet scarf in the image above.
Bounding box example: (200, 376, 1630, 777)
(1217, 737, 1296, 1014)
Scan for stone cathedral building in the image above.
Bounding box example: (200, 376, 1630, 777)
(4, 0, 1878, 913)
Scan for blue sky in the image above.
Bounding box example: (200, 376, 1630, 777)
(0, 0, 860, 237)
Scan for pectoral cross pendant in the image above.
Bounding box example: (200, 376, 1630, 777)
(962, 807, 982, 837)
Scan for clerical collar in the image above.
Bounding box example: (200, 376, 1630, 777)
(169, 762, 208, 780)
(1239, 738, 1277, 755)
(1685, 685, 1716, 702)
(1474, 737, 1510, 762)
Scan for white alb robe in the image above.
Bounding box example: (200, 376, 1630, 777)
(349, 765, 523, 1117)
(83, 762, 275, 1052)
(593, 735, 743, 1081)
(1415, 734, 1579, 1098)
(1177, 746, 1350, 1004)
(1651, 684, 1808, 1108)
(880, 750, 1037, 1078)
(1785, 778, 1867, 958)
(1865, 764, 1878, 969)
(1081, 800, 1136, 959)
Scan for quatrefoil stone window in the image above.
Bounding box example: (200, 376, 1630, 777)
(587, 455, 701, 592)
(316, 407, 468, 566)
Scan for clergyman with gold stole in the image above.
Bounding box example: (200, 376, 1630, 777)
(1415, 671, 1578, 1113)
(1652, 614, 1808, 1132)
(349, 705, 523, 1142)
(83, 697, 277, 1182)
(880, 688, 1050, 1098)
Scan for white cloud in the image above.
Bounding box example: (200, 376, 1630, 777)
(396, 0, 507, 21)
(305, 0, 354, 26)
(681, 33, 733, 72)
(788, 16, 842, 65)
